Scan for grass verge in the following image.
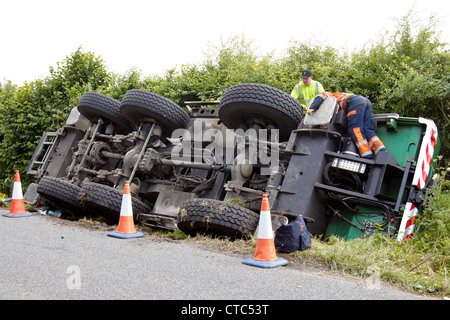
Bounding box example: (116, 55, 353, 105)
(165, 169, 450, 298)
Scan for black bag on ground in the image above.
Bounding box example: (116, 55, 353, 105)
(274, 215, 311, 253)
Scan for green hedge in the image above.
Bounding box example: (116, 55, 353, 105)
(0, 48, 109, 192)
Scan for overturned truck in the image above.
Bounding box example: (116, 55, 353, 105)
(25, 83, 441, 241)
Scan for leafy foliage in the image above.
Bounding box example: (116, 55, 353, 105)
(0, 47, 109, 192)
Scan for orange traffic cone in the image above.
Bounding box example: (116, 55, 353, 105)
(107, 181, 144, 239)
(242, 194, 288, 268)
(3, 170, 32, 218)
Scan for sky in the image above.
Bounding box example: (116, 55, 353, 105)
(1, 0, 449, 85)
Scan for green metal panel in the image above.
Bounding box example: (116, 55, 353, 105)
(325, 117, 442, 241)
(375, 117, 423, 167)
(325, 117, 425, 241)
(325, 205, 396, 241)
(376, 116, 441, 185)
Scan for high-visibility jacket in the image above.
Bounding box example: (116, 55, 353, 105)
(291, 80, 325, 107)
(311, 92, 354, 112)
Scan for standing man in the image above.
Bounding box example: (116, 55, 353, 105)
(291, 69, 325, 113)
(307, 92, 385, 159)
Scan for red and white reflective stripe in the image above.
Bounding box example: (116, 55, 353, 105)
(397, 202, 419, 241)
(412, 118, 438, 189)
(398, 119, 438, 241)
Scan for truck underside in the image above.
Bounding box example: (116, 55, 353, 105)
(25, 84, 440, 242)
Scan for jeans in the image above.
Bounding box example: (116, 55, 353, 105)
(346, 95, 384, 158)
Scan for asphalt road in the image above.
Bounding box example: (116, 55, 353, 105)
(0, 209, 425, 303)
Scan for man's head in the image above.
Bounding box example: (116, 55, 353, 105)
(301, 69, 313, 86)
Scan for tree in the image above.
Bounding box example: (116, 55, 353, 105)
(350, 10, 449, 160)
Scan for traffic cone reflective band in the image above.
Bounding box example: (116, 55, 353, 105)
(3, 171, 32, 218)
(107, 181, 144, 239)
(242, 194, 288, 268)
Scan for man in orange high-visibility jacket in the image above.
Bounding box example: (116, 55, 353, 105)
(307, 92, 385, 158)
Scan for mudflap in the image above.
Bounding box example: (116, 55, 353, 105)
(137, 190, 195, 230)
(136, 212, 178, 231)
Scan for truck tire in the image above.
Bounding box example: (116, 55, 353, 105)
(120, 89, 189, 137)
(177, 198, 259, 239)
(36, 176, 83, 216)
(77, 92, 136, 134)
(78, 182, 151, 219)
(219, 83, 303, 141)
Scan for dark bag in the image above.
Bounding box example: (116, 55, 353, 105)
(274, 215, 311, 253)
